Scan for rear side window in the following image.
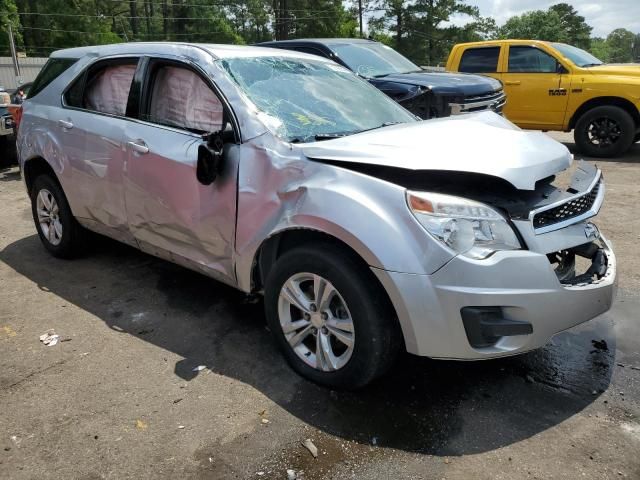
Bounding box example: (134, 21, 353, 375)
(29, 58, 77, 98)
(84, 64, 136, 115)
(459, 47, 500, 73)
(64, 58, 138, 116)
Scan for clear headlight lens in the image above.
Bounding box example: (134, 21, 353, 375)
(406, 191, 521, 259)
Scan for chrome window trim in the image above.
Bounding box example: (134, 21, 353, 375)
(529, 169, 604, 235)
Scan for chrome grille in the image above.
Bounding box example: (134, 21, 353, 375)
(533, 178, 602, 229)
(450, 90, 506, 115)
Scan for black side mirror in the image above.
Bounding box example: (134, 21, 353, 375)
(197, 131, 224, 185)
(556, 63, 568, 74)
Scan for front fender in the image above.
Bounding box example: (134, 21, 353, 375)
(233, 137, 454, 292)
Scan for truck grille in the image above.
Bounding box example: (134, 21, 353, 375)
(533, 178, 602, 229)
(450, 90, 506, 115)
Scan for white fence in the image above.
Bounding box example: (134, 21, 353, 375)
(0, 57, 48, 90)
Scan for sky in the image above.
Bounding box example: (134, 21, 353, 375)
(447, 0, 640, 37)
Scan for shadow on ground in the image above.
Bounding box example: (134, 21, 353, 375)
(0, 234, 616, 456)
(557, 137, 640, 164)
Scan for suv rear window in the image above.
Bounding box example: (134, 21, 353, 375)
(459, 47, 500, 73)
(29, 58, 77, 99)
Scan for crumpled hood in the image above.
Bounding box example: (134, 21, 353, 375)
(586, 64, 640, 78)
(373, 70, 502, 96)
(301, 112, 572, 191)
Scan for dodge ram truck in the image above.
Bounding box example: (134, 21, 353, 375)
(446, 40, 640, 157)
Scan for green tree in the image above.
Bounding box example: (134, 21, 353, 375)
(0, 0, 22, 56)
(498, 9, 569, 43)
(607, 28, 635, 63)
(589, 37, 610, 62)
(369, 0, 491, 65)
(633, 33, 640, 62)
(548, 3, 592, 49)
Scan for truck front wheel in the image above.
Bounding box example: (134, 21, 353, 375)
(574, 105, 635, 158)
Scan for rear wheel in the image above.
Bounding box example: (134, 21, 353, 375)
(574, 105, 635, 158)
(264, 244, 401, 389)
(30, 174, 85, 258)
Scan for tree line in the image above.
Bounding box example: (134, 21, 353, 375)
(1, 0, 639, 66)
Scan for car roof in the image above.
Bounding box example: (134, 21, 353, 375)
(50, 42, 332, 61)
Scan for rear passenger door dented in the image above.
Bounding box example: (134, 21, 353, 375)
(61, 56, 140, 243)
(122, 57, 239, 285)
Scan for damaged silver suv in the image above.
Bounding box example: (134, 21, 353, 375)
(18, 43, 616, 389)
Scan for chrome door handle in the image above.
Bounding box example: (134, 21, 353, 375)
(127, 140, 149, 154)
(504, 80, 521, 86)
(58, 119, 74, 129)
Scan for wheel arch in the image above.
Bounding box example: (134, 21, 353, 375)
(568, 96, 640, 131)
(22, 156, 60, 194)
(251, 227, 407, 351)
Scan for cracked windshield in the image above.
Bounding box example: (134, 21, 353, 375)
(219, 56, 416, 143)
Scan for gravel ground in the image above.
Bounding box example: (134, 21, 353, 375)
(0, 134, 639, 480)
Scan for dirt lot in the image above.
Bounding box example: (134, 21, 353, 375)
(0, 135, 639, 480)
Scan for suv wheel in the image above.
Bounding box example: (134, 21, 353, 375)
(31, 174, 84, 258)
(264, 244, 401, 389)
(574, 105, 635, 158)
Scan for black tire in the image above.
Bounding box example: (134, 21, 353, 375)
(264, 243, 401, 389)
(0, 136, 10, 167)
(574, 105, 635, 158)
(30, 174, 85, 258)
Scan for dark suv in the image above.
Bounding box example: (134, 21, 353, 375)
(258, 38, 506, 119)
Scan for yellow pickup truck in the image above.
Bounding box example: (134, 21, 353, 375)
(446, 40, 640, 157)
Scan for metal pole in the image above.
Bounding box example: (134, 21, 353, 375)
(358, 0, 363, 38)
(8, 23, 22, 87)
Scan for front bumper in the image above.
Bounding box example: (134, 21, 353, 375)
(373, 233, 616, 359)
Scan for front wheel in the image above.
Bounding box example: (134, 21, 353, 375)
(264, 244, 401, 389)
(574, 105, 635, 158)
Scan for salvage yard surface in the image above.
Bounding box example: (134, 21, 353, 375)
(1, 136, 639, 480)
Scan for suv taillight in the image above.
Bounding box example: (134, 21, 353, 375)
(8, 105, 22, 131)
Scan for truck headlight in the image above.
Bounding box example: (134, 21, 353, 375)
(406, 191, 521, 259)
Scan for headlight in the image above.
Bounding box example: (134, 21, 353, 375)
(406, 191, 521, 259)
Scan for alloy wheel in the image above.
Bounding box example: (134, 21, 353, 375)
(277, 272, 355, 372)
(36, 188, 63, 246)
(586, 117, 622, 149)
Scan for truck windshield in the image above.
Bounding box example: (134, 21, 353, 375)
(219, 56, 416, 143)
(328, 42, 421, 78)
(552, 43, 603, 67)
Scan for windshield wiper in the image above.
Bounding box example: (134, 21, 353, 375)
(314, 132, 350, 141)
(356, 121, 402, 133)
(313, 122, 402, 141)
(582, 63, 603, 67)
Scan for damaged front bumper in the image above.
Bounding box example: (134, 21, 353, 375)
(372, 160, 616, 359)
(372, 233, 616, 359)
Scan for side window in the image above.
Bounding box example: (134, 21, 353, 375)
(146, 64, 223, 133)
(64, 59, 137, 116)
(459, 47, 500, 73)
(508, 47, 558, 73)
(29, 58, 78, 98)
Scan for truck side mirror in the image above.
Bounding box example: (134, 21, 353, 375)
(556, 63, 568, 74)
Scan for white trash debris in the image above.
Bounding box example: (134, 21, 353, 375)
(39, 331, 60, 346)
(192, 365, 207, 372)
(302, 438, 318, 458)
(287, 469, 297, 480)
